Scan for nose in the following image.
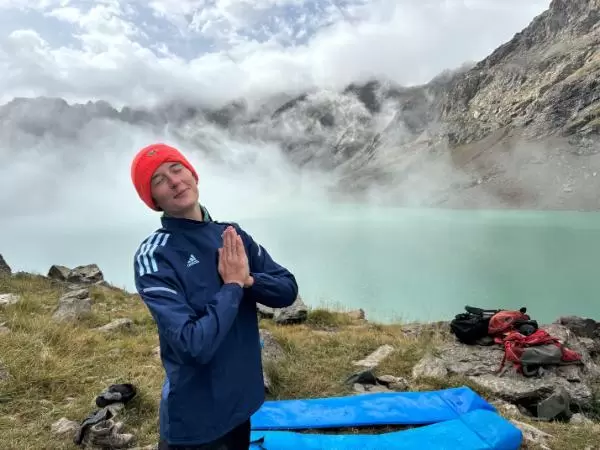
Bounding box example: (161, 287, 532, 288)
(166, 173, 182, 188)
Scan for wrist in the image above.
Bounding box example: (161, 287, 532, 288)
(243, 275, 254, 288)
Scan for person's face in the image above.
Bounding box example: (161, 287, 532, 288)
(150, 161, 198, 214)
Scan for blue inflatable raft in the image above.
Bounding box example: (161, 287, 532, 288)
(249, 386, 522, 449)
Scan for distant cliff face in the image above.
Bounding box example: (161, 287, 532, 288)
(440, 0, 600, 147)
(1, 0, 600, 210)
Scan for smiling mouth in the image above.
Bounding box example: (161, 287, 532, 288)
(174, 188, 189, 199)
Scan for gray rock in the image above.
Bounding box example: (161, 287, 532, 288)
(570, 413, 594, 425)
(352, 383, 366, 393)
(491, 400, 522, 418)
(0, 322, 9, 334)
(0, 254, 11, 275)
(96, 318, 133, 333)
(413, 323, 598, 412)
(260, 329, 286, 393)
(0, 293, 20, 307)
(353, 344, 395, 369)
(272, 296, 308, 325)
(68, 264, 104, 284)
(52, 288, 92, 322)
(535, 386, 572, 421)
(257, 304, 275, 319)
(376, 374, 409, 391)
(260, 329, 285, 362)
(579, 337, 600, 356)
(51, 417, 79, 436)
(47, 265, 71, 281)
(555, 315, 600, 340)
(48, 263, 104, 284)
(412, 354, 448, 379)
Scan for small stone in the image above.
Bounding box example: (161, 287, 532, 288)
(570, 413, 593, 425)
(96, 318, 133, 333)
(353, 344, 394, 369)
(51, 417, 79, 436)
(376, 375, 409, 391)
(353, 383, 366, 393)
(491, 400, 522, 418)
(368, 384, 392, 393)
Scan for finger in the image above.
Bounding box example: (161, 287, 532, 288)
(230, 230, 240, 260)
(226, 228, 235, 260)
(236, 235, 244, 260)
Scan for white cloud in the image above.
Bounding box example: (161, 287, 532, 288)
(0, 0, 552, 108)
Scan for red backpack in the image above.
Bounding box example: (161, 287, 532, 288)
(495, 328, 582, 376)
(488, 309, 530, 336)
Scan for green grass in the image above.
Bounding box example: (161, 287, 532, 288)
(0, 272, 598, 449)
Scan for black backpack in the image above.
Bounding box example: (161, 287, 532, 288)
(450, 306, 499, 345)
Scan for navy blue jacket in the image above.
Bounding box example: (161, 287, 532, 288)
(133, 209, 298, 445)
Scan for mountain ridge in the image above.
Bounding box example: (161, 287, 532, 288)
(2, 0, 600, 210)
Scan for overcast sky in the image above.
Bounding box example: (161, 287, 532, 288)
(0, 0, 551, 109)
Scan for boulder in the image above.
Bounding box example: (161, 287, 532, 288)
(48, 264, 104, 284)
(52, 288, 92, 322)
(556, 316, 600, 340)
(48, 265, 71, 281)
(0, 254, 11, 275)
(411, 322, 600, 414)
(272, 296, 308, 325)
(0, 322, 9, 334)
(68, 264, 104, 284)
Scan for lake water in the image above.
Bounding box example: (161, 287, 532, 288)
(3, 204, 600, 325)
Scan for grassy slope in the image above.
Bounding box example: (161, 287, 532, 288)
(0, 272, 598, 449)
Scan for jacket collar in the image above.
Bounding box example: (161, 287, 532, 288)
(160, 204, 213, 230)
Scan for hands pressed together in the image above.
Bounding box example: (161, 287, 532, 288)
(218, 226, 253, 288)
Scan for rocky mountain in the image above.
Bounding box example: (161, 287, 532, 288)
(1, 0, 600, 209)
(440, 0, 600, 147)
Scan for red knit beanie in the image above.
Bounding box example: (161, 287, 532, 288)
(131, 143, 199, 211)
